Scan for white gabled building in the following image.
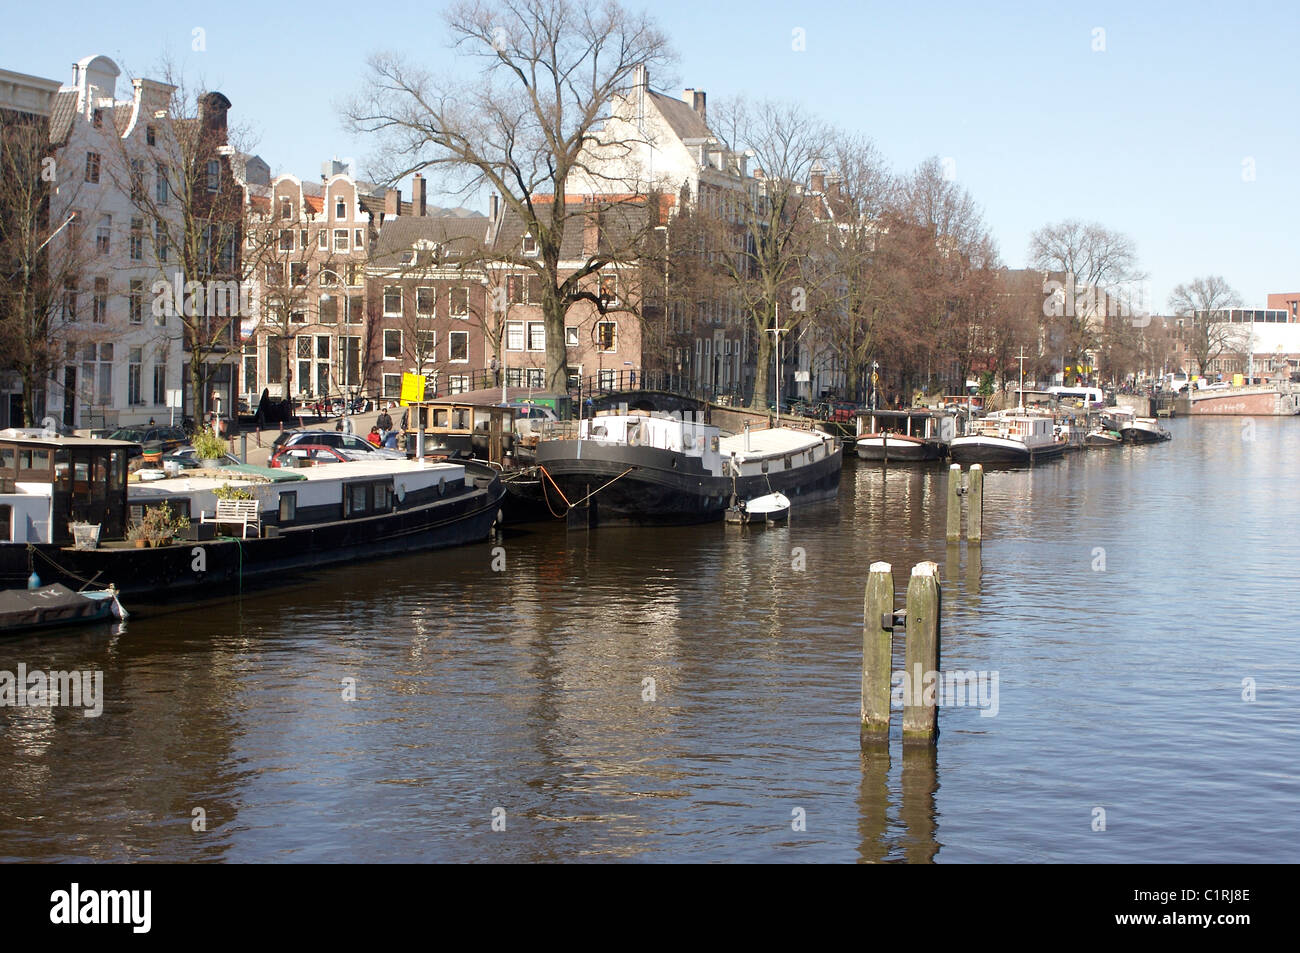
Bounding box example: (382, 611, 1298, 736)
(45, 55, 188, 431)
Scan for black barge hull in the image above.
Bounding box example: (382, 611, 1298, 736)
(535, 440, 842, 526)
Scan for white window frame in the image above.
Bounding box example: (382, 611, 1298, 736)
(416, 287, 435, 316)
(334, 229, 349, 252)
(383, 328, 403, 360)
(526, 321, 545, 352)
(506, 321, 524, 352)
(382, 286, 403, 317)
(448, 330, 469, 364)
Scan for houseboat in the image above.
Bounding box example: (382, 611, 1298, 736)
(0, 429, 503, 599)
(532, 412, 841, 526)
(948, 411, 1067, 466)
(854, 409, 955, 462)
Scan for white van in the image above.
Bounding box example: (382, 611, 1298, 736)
(1047, 385, 1104, 406)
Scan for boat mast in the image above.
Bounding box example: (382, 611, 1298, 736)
(1017, 347, 1026, 413)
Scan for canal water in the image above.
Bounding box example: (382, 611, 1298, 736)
(2, 416, 1298, 862)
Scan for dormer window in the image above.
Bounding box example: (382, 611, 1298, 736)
(92, 109, 103, 129)
(522, 233, 537, 256)
(146, 124, 156, 146)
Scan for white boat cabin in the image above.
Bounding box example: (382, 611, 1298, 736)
(577, 412, 835, 478)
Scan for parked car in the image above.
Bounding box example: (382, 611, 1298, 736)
(269, 444, 380, 468)
(273, 429, 407, 459)
(108, 425, 189, 457)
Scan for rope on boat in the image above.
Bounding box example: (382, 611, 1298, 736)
(26, 544, 107, 588)
(538, 465, 637, 515)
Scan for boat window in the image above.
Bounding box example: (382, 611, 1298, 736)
(433, 409, 450, 428)
(74, 460, 90, 483)
(0, 447, 13, 472)
(347, 483, 368, 515)
(109, 450, 125, 489)
(374, 482, 393, 512)
(279, 491, 297, 523)
(0, 504, 9, 542)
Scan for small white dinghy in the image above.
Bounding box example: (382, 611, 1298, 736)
(725, 492, 791, 525)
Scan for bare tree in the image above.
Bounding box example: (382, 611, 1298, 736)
(1029, 219, 1144, 382)
(345, 0, 674, 393)
(0, 112, 94, 424)
(1167, 275, 1246, 376)
(106, 63, 249, 419)
(810, 132, 895, 403)
(707, 97, 829, 409)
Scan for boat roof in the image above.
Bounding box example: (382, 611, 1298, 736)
(0, 430, 139, 449)
(132, 458, 464, 495)
(719, 427, 826, 454)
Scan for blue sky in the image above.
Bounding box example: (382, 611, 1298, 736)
(4, 0, 1297, 308)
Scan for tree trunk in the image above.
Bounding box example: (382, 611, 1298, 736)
(750, 331, 773, 411)
(543, 293, 568, 394)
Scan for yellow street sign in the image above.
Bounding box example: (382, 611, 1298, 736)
(399, 373, 426, 406)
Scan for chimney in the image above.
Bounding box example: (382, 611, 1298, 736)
(682, 87, 694, 105)
(582, 197, 601, 257)
(490, 193, 499, 222)
(692, 90, 706, 123)
(412, 173, 427, 216)
(810, 167, 825, 193)
(384, 187, 401, 217)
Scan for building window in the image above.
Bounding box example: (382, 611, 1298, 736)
(508, 274, 525, 305)
(382, 373, 402, 398)
(129, 159, 145, 200)
(129, 279, 144, 324)
(243, 343, 257, 395)
(597, 321, 616, 351)
(448, 375, 469, 394)
(279, 229, 295, 252)
(83, 343, 112, 405)
(280, 198, 293, 220)
(346, 263, 362, 286)
(506, 321, 524, 351)
(206, 160, 220, 192)
(129, 218, 143, 260)
(85, 152, 100, 183)
(153, 361, 167, 405)
(96, 215, 111, 255)
(565, 326, 579, 347)
(62, 281, 78, 322)
(290, 309, 306, 325)
(334, 229, 349, 252)
(290, 262, 307, 286)
(319, 296, 338, 324)
(92, 278, 108, 323)
(146, 124, 156, 146)
(417, 287, 435, 316)
(527, 321, 545, 351)
(599, 274, 619, 305)
(522, 233, 537, 255)
(335, 197, 346, 219)
(320, 270, 340, 288)
(128, 348, 143, 405)
(267, 336, 284, 385)
(354, 228, 364, 248)
(449, 330, 469, 363)
(450, 287, 469, 317)
(318, 230, 328, 250)
(526, 368, 544, 387)
(155, 219, 169, 263)
(155, 164, 168, 204)
(384, 329, 402, 359)
(266, 263, 284, 286)
(346, 296, 363, 324)
(383, 287, 402, 317)
(340, 336, 361, 386)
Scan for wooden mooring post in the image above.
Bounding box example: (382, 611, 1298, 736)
(968, 464, 983, 544)
(859, 560, 942, 748)
(946, 464, 962, 543)
(860, 562, 895, 745)
(945, 463, 985, 544)
(902, 561, 941, 745)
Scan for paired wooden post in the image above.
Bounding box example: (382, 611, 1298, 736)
(860, 560, 941, 748)
(860, 562, 895, 745)
(946, 464, 962, 543)
(968, 464, 984, 544)
(902, 561, 941, 746)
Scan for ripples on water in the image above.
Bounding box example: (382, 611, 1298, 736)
(1, 417, 1298, 862)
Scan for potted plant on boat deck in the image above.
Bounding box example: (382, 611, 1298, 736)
(127, 502, 191, 548)
(192, 427, 227, 468)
